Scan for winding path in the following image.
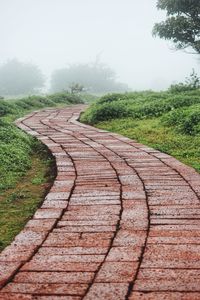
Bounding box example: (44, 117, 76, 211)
(0, 105, 200, 300)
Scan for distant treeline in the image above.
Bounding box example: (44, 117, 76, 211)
(0, 59, 129, 97)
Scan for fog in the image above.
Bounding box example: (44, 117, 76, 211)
(0, 0, 199, 91)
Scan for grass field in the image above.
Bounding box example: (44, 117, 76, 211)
(81, 90, 200, 173)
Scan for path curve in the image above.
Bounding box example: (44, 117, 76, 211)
(0, 105, 200, 300)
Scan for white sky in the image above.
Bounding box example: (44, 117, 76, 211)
(0, 0, 199, 90)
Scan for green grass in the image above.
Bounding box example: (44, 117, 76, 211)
(0, 92, 84, 191)
(0, 146, 55, 251)
(81, 90, 200, 173)
(0, 92, 84, 251)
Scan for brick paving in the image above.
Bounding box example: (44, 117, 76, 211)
(0, 105, 200, 299)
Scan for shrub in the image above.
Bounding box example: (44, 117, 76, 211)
(18, 96, 46, 108)
(162, 109, 187, 127)
(162, 105, 200, 135)
(81, 102, 129, 124)
(0, 100, 14, 116)
(48, 92, 83, 104)
(81, 90, 200, 131)
(15, 100, 33, 110)
(98, 93, 126, 104)
(0, 124, 31, 145)
(169, 70, 200, 93)
(181, 109, 200, 135)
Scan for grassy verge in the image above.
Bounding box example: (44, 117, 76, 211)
(0, 144, 55, 251)
(0, 92, 84, 251)
(95, 117, 200, 173)
(81, 90, 200, 173)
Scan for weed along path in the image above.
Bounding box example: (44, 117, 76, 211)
(0, 105, 200, 300)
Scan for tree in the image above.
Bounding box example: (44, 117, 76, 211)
(153, 0, 200, 54)
(50, 62, 129, 94)
(0, 59, 45, 96)
(69, 83, 84, 94)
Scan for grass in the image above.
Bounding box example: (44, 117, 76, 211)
(96, 118, 200, 172)
(0, 92, 84, 251)
(0, 146, 55, 251)
(81, 90, 200, 173)
(0, 92, 83, 191)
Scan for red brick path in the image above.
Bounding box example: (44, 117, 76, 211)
(0, 105, 200, 300)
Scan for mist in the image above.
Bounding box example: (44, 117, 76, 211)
(0, 0, 199, 92)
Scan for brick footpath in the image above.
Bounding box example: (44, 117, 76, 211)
(0, 105, 200, 300)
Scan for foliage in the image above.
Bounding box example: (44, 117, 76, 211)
(169, 69, 200, 93)
(153, 0, 200, 54)
(81, 89, 200, 123)
(0, 59, 45, 96)
(48, 92, 83, 104)
(98, 93, 128, 104)
(0, 148, 55, 251)
(0, 100, 14, 117)
(69, 83, 84, 94)
(50, 62, 129, 94)
(0, 92, 84, 191)
(80, 93, 99, 103)
(81, 101, 130, 124)
(81, 89, 200, 172)
(163, 105, 200, 135)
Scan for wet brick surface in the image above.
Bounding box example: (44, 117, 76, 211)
(1, 105, 200, 299)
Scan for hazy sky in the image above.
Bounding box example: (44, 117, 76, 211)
(0, 0, 199, 90)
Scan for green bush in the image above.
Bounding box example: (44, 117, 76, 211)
(15, 100, 33, 110)
(162, 109, 187, 127)
(0, 123, 31, 145)
(19, 97, 45, 108)
(131, 94, 200, 119)
(169, 70, 200, 93)
(48, 92, 84, 104)
(182, 110, 200, 135)
(37, 97, 54, 106)
(98, 93, 126, 104)
(15, 96, 54, 109)
(162, 105, 200, 135)
(167, 95, 200, 109)
(0, 100, 14, 116)
(169, 83, 195, 93)
(82, 90, 200, 124)
(81, 101, 130, 124)
(12, 92, 84, 112)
